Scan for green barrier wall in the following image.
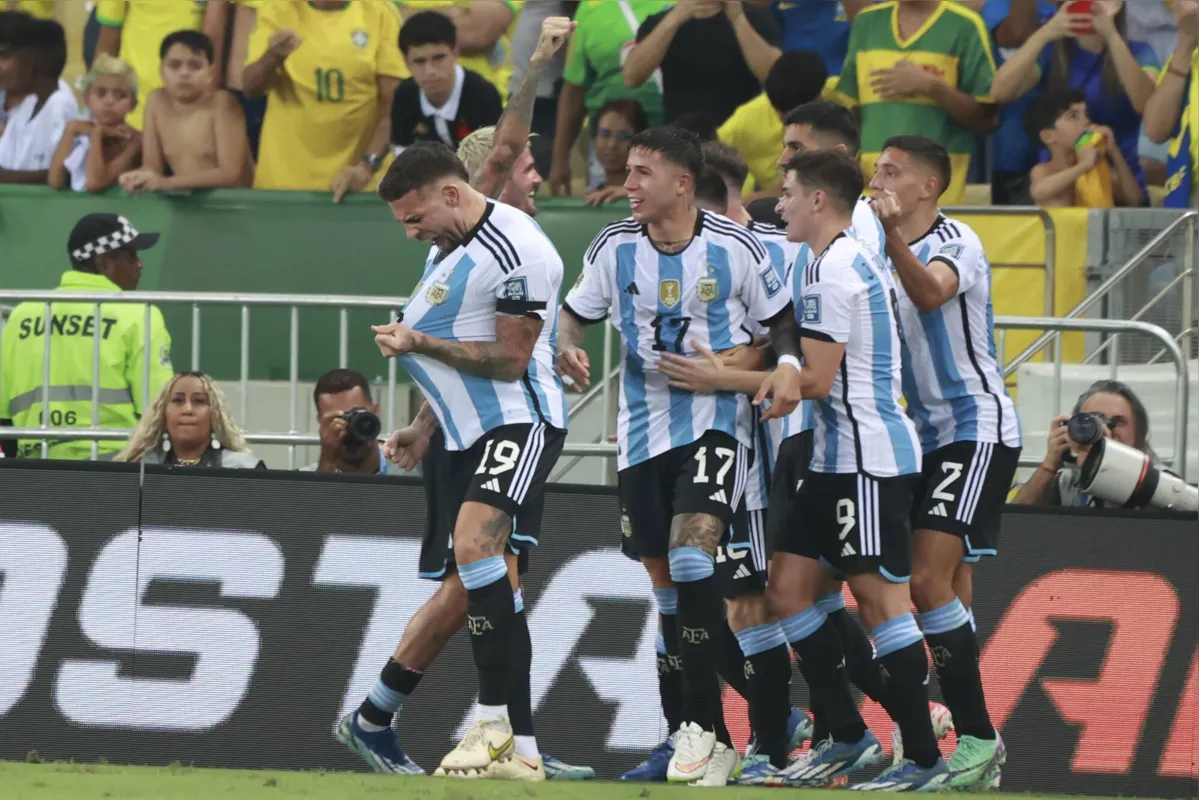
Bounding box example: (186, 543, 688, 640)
(0, 187, 628, 383)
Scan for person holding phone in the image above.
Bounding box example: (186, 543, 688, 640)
(990, 0, 1160, 203)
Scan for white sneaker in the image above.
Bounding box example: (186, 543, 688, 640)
(891, 701, 956, 766)
(484, 753, 546, 782)
(667, 722, 717, 782)
(436, 719, 514, 776)
(691, 742, 740, 787)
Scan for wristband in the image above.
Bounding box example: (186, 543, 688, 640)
(1037, 463, 1058, 476)
(777, 355, 801, 372)
(1167, 62, 1191, 80)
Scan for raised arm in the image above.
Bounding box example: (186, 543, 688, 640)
(623, 5, 688, 89)
(475, 16, 576, 198)
(723, 2, 781, 84)
(1092, 5, 1156, 114)
(1145, 37, 1195, 143)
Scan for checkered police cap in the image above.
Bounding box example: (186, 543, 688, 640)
(68, 213, 160, 263)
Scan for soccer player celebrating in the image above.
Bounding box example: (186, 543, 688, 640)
(369, 141, 569, 780)
(557, 126, 801, 786)
(758, 149, 949, 790)
(869, 135, 1020, 789)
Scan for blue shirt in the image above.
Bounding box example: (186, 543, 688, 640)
(772, 0, 851, 76)
(981, 0, 1056, 174)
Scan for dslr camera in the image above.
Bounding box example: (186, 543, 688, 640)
(340, 407, 381, 446)
(1062, 412, 1197, 513)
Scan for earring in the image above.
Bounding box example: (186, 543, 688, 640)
(211, 434, 221, 451)
(161, 431, 171, 453)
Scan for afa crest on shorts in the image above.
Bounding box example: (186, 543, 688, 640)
(659, 279, 681, 309)
(697, 277, 718, 303)
(351, 29, 369, 49)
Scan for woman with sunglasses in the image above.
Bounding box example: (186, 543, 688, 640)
(584, 99, 646, 207)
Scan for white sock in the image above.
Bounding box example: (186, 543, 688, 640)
(356, 713, 390, 733)
(514, 735, 539, 760)
(476, 703, 508, 724)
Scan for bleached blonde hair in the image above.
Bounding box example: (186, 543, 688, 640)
(76, 54, 138, 99)
(115, 372, 249, 463)
(456, 125, 497, 185)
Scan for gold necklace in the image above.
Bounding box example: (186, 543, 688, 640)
(175, 456, 202, 466)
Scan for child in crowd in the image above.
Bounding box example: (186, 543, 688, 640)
(119, 30, 250, 193)
(1026, 88, 1142, 207)
(0, 16, 77, 183)
(48, 55, 141, 193)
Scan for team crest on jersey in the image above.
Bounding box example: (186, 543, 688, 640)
(697, 277, 719, 303)
(426, 280, 451, 305)
(761, 267, 783, 298)
(659, 279, 681, 309)
(802, 295, 821, 324)
(938, 243, 964, 261)
(350, 29, 369, 49)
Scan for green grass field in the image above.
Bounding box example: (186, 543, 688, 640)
(1, 761, 1111, 800)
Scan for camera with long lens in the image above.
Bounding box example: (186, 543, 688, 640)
(1064, 412, 1198, 513)
(341, 407, 381, 445)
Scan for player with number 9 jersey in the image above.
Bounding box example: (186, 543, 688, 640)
(248, 0, 407, 190)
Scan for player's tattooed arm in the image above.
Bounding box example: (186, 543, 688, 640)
(414, 401, 440, 434)
(668, 512, 724, 556)
(417, 315, 544, 382)
(555, 306, 593, 390)
(476, 17, 575, 198)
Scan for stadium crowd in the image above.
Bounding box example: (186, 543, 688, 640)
(0, 0, 1193, 208)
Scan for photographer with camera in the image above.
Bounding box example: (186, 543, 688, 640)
(1013, 379, 1195, 512)
(303, 369, 411, 476)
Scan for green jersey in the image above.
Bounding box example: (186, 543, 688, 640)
(563, 0, 670, 127)
(835, 1, 995, 205)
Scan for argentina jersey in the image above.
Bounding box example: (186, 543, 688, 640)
(566, 210, 792, 471)
(399, 200, 569, 450)
(799, 231, 920, 477)
(898, 216, 1021, 452)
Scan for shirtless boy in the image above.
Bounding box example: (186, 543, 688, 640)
(120, 30, 250, 193)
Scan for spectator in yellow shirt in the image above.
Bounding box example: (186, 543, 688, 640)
(717, 49, 827, 197)
(243, 0, 406, 200)
(95, 0, 226, 130)
(394, 1, 519, 101)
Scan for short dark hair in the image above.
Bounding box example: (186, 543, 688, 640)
(670, 112, 718, 143)
(629, 126, 705, 180)
(765, 50, 827, 115)
(881, 135, 953, 198)
(399, 10, 457, 54)
(0, 10, 31, 49)
(160, 29, 214, 62)
(747, 196, 784, 227)
(782, 149, 863, 214)
(314, 369, 373, 409)
(701, 141, 748, 190)
(596, 99, 648, 135)
(782, 100, 859, 155)
(17, 17, 66, 79)
(378, 140, 469, 201)
(694, 168, 730, 210)
(1023, 88, 1087, 142)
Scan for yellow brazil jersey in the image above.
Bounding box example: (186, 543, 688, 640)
(395, 0, 520, 102)
(249, 0, 407, 191)
(13, 0, 56, 20)
(94, 0, 207, 130)
(718, 93, 784, 194)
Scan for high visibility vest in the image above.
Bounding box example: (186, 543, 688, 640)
(0, 270, 174, 460)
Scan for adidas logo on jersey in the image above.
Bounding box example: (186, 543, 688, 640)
(709, 489, 728, 504)
(732, 564, 753, 580)
(841, 542, 856, 557)
(482, 479, 502, 493)
(929, 502, 948, 517)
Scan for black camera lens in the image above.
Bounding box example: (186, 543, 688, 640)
(342, 408, 381, 444)
(1067, 412, 1105, 448)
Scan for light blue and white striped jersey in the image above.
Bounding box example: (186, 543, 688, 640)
(743, 220, 805, 511)
(799, 230, 920, 477)
(399, 200, 569, 451)
(566, 210, 792, 471)
(897, 215, 1021, 452)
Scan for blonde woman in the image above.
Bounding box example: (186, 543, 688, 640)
(116, 372, 264, 469)
(47, 54, 141, 193)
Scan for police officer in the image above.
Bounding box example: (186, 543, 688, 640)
(0, 213, 173, 460)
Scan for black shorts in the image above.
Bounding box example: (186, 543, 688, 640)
(776, 471, 918, 582)
(912, 440, 1021, 562)
(717, 507, 768, 598)
(418, 422, 565, 581)
(766, 430, 814, 552)
(618, 430, 751, 560)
